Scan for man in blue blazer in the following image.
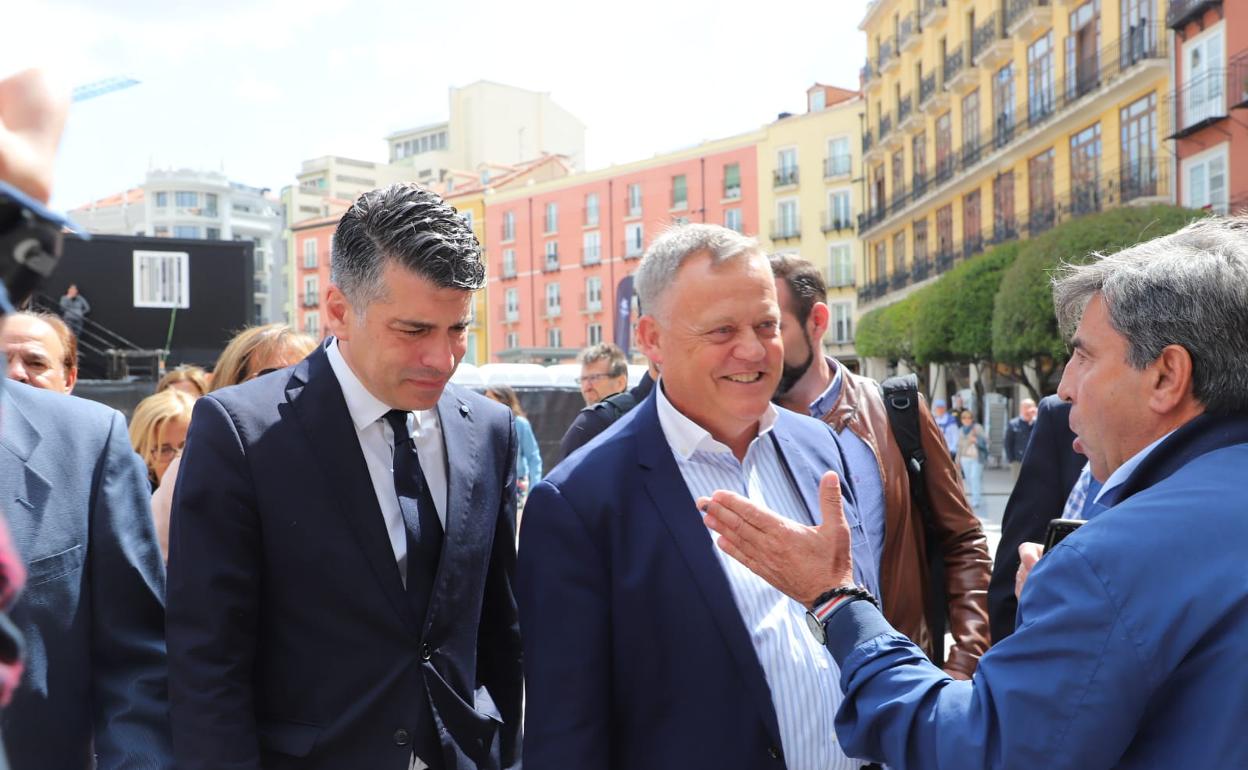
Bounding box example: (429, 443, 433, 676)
(167, 185, 522, 770)
(517, 224, 879, 770)
(0, 380, 171, 769)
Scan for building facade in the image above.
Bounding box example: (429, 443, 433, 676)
(484, 133, 761, 364)
(856, 0, 1171, 313)
(73, 169, 286, 323)
(1167, 0, 1248, 214)
(757, 85, 865, 368)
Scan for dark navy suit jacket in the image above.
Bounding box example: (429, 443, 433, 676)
(0, 382, 171, 769)
(517, 390, 869, 770)
(166, 346, 523, 770)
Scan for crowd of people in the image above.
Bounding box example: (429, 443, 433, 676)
(0, 66, 1245, 770)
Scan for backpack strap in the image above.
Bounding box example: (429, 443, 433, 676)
(880, 374, 930, 516)
(592, 389, 638, 421)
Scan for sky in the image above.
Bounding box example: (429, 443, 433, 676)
(6, 0, 870, 211)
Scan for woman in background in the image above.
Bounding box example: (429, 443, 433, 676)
(955, 408, 988, 517)
(151, 324, 318, 559)
(485, 385, 543, 506)
(156, 364, 209, 398)
(129, 388, 196, 490)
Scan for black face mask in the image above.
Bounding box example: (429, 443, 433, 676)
(775, 328, 815, 400)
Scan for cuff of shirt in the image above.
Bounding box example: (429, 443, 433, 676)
(824, 598, 894, 662)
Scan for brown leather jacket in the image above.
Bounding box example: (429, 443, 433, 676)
(819, 362, 992, 677)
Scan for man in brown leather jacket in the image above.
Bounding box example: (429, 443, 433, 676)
(769, 254, 991, 677)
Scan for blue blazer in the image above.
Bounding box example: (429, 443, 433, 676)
(167, 346, 523, 770)
(517, 391, 868, 770)
(0, 382, 171, 769)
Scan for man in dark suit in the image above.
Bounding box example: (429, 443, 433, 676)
(987, 394, 1085, 642)
(0, 380, 171, 769)
(167, 184, 522, 770)
(518, 224, 879, 770)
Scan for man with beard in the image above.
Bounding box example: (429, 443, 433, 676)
(769, 253, 991, 677)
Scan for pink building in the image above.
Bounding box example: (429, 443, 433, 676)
(485, 134, 761, 363)
(291, 214, 339, 340)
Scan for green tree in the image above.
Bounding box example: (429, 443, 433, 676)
(913, 242, 1020, 367)
(856, 293, 921, 373)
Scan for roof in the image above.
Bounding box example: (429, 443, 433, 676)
(443, 153, 572, 199)
(809, 84, 860, 108)
(71, 187, 144, 211)
(291, 214, 341, 231)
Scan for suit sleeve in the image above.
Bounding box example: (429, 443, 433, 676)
(477, 413, 524, 769)
(916, 398, 991, 677)
(988, 398, 1070, 643)
(1003, 421, 1017, 462)
(516, 481, 610, 770)
(90, 410, 174, 769)
(559, 408, 609, 461)
(827, 543, 1151, 770)
(166, 396, 263, 770)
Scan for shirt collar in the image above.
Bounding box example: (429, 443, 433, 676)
(808, 356, 843, 419)
(1094, 428, 1176, 503)
(325, 337, 434, 433)
(655, 377, 778, 460)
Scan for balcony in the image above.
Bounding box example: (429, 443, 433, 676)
(920, 71, 950, 115)
(1164, 61, 1248, 139)
(891, 184, 909, 211)
(581, 247, 602, 266)
(824, 154, 853, 179)
(822, 211, 854, 233)
(922, 0, 948, 27)
(770, 218, 802, 241)
(899, 13, 922, 53)
(899, 91, 924, 133)
(862, 60, 881, 93)
(1167, 0, 1221, 30)
(973, 13, 1012, 69)
(879, 38, 899, 75)
(1006, 0, 1051, 40)
(501, 262, 517, 279)
(878, 113, 901, 150)
(890, 270, 911, 290)
(499, 304, 520, 324)
(302, 293, 318, 308)
(580, 293, 603, 314)
(911, 259, 932, 283)
(944, 45, 977, 94)
(622, 239, 644, 259)
(543, 254, 560, 272)
(774, 167, 800, 188)
(935, 248, 955, 274)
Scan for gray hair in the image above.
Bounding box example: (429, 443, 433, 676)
(578, 342, 627, 377)
(634, 223, 762, 320)
(1052, 215, 1248, 414)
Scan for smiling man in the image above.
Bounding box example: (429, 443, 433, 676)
(167, 184, 523, 770)
(702, 216, 1248, 769)
(517, 223, 880, 770)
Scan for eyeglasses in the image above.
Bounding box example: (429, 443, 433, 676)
(154, 441, 185, 460)
(575, 373, 618, 386)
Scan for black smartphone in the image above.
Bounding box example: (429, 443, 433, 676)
(1043, 518, 1084, 552)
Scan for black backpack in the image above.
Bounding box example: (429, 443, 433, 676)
(879, 373, 948, 664)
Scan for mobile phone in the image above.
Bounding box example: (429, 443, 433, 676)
(1043, 518, 1084, 552)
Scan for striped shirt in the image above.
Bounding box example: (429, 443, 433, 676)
(656, 384, 871, 770)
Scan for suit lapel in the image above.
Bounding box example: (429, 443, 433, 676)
(632, 397, 785, 750)
(0, 388, 53, 533)
(287, 347, 419, 634)
(424, 386, 479, 635)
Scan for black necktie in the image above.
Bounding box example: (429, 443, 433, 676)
(383, 409, 443, 631)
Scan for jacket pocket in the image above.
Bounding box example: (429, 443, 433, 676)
(424, 667, 502, 767)
(26, 544, 85, 587)
(257, 719, 323, 758)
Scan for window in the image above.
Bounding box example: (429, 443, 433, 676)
(993, 63, 1015, 147)
(961, 89, 981, 163)
(777, 148, 799, 186)
(505, 331, 520, 350)
(936, 204, 954, 258)
(1181, 23, 1225, 129)
(810, 90, 826, 112)
(826, 137, 851, 177)
(627, 183, 642, 217)
(304, 311, 319, 337)
(587, 323, 603, 346)
(155, 191, 168, 208)
(204, 193, 219, 218)
(873, 240, 887, 282)
(134, 250, 190, 308)
(891, 151, 905, 205)
(913, 219, 929, 263)
(502, 210, 516, 242)
(303, 276, 318, 307)
(993, 171, 1016, 240)
(582, 231, 601, 264)
(935, 113, 953, 180)
(544, 202, 558, 233)
(502, 248, 517, 278)
(154, 225, 169, 237)
(963, 189, 982, 254)
(911, 133, 927, 191)
(1182, 144, 1228, 214)
(1065, 1, 1101, 100)
(175, 191, 197, 208)
(586, 276, 603, 312)
(546, 282, 561, 317)
(1029, 148, 1057, 232)
(892, 231, 906, 276)
(828, 190, 852, 230)
(624, 223, 644, 257)
(725, 207, 742, 232)
(544, 240, 559, 271)
(671, 174, 688, 209)
(547, 327, 563, 348)
(303, 239, 317, 268)
(828, 243, 854, 287)
(173, 225, 200, 239)
(776, 199, 799, 238)
(723, 163, 741, 199)
(504, 288, 520, 322)
(1027, 31, 1055, 123)
(1069, 122, 1103, 215)
(585, 193, 600, 227)
(1120, 94, 1157, 201)
(829, 302, 854, 343)
(206, 227, 221, 240)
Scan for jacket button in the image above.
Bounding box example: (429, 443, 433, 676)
(768, 746, 782, 760)
(421, 643, 433, 660)
(393, 728, 410, 746)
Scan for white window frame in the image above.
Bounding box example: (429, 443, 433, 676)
(545, 240, 559, 270)
(502, 248, 516, 277)
(627, 183, 642, 217)
(625, 222, 644, 257)
(1181, 21, 1226, 129)
(133, 250, 190, 309)
(545, 201, 559, 233)
(303, 238, 317, 269)
(303, 275, 318, 306)
(776, 198, 800, 236)
(547, 327, 563, 348)
(1181, 141, 1229, 214)
(304, 311, 320, 336)
(587, 322, 603, 346)
(505, 331, 520, 350)
(724, 207, 742, 233)
(546, 282, 561, 316)
(505, 288, 520, 321)
(582, 231, 601, 264)
(828, 188, 853, 230)
(502, 211, 516, 242)
(585, 193, 600, 227)
(586, 276, 603, 312)
(829, 301, 854, 343)
(827, 242, 855, 287)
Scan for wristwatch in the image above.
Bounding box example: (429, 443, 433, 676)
(804, 585, 879, 645)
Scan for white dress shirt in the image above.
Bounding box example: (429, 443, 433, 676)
(655, 382, 869, 770)
(326, 338, 448, 584)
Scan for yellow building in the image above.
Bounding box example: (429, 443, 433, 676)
(856, 0, 1170, 312)
(757, 85, 866, 368)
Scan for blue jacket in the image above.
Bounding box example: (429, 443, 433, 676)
(514, 416, 542, 486)
(825, 413, 1248, 769)
(517, 390, 870, 770)
(0, 382, 171, 769)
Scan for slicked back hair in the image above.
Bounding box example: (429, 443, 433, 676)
(331, 183, 485, 307)
(768, 253, 827, 326)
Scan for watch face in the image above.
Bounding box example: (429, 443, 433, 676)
(805, 610, 826, 645)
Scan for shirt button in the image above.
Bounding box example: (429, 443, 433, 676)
(421, 643, 433, 660)
(768, 746, 782, 760)
(393, 728, 410, 746)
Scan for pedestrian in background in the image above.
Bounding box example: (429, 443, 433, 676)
(1003, 398, 1037, 480)
(931, 397, 959, 459)
(956, 409, 988, 517)
(58, 284, 89, 337)
(486, 385, 543, 508)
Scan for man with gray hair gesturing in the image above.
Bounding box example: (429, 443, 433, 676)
(518, 223, 881, 769)
(701, 215, 1248, 769)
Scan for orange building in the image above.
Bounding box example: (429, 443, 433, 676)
(484, 132, 762, 363)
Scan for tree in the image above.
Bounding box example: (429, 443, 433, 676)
(855, 293, 921, 373)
